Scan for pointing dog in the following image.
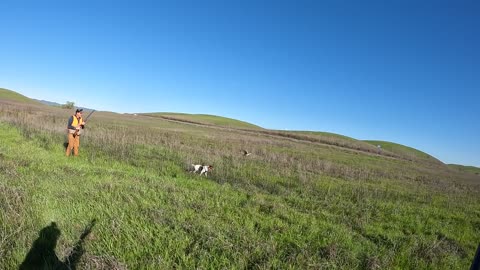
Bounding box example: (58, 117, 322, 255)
(190, 164, 213, 176)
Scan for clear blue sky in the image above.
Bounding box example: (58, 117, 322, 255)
(0, 0, 479, 166)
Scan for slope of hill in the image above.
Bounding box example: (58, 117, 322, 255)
(364, 140, 443, 164)
(143, 112, 263, 130)
(280, 130, 390, 155)
(0, 88, 43, 104)
(1, 88, 479, 269)
(289, 130, 359, 142)
(448, 164, 480, 175)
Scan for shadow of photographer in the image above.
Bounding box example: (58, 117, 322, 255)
(20, 219, 97, 270)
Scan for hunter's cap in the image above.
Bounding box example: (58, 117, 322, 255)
(75, 108, 83, 113)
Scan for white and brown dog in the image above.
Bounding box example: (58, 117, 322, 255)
(190, 164, 213, 176)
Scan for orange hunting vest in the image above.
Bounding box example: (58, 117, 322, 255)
(71, 115, 84, 127)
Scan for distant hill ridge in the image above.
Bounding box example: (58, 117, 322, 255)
(33, 99, 62, 107)
(32, 98, 95, 111)
(0, 88, 43, 104)
(0, 88, 95, 111)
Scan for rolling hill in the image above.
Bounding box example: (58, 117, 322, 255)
(0, 88, 43, 104)
(363, 140, 443, 164)
(448, 164, 480, 176)
(142, 112, 263, 130)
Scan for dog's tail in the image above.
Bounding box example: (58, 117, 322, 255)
(186, 164, 195, 172)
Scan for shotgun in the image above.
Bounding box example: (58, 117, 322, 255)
(77, 110, 95, 135)
(84, 109, 96, 123)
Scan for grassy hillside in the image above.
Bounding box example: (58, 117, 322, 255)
(448, 164, 480, 176)
(1, 94, 480, 269)
(364, 140, 442, 163)
(289, 130, 359, 142)
(0, 88, 43, 104)
(143, 112, 263, 130)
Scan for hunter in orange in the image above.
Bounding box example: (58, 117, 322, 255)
(66, 109, 86, 156)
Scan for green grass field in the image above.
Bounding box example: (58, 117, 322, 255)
(1, 92, 480, 269)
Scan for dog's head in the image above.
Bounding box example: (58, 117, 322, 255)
(207, 165, 213, 171)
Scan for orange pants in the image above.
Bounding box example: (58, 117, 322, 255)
(66, 133, 80, 156)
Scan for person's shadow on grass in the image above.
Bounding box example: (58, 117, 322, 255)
(19, 219, 96, 270)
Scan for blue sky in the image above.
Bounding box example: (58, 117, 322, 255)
(0, 0, 479, 166)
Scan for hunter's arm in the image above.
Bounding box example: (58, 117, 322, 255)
(67, 116, 75, 129)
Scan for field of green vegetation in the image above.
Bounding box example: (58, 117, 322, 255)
(1, 89, 480, 269)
